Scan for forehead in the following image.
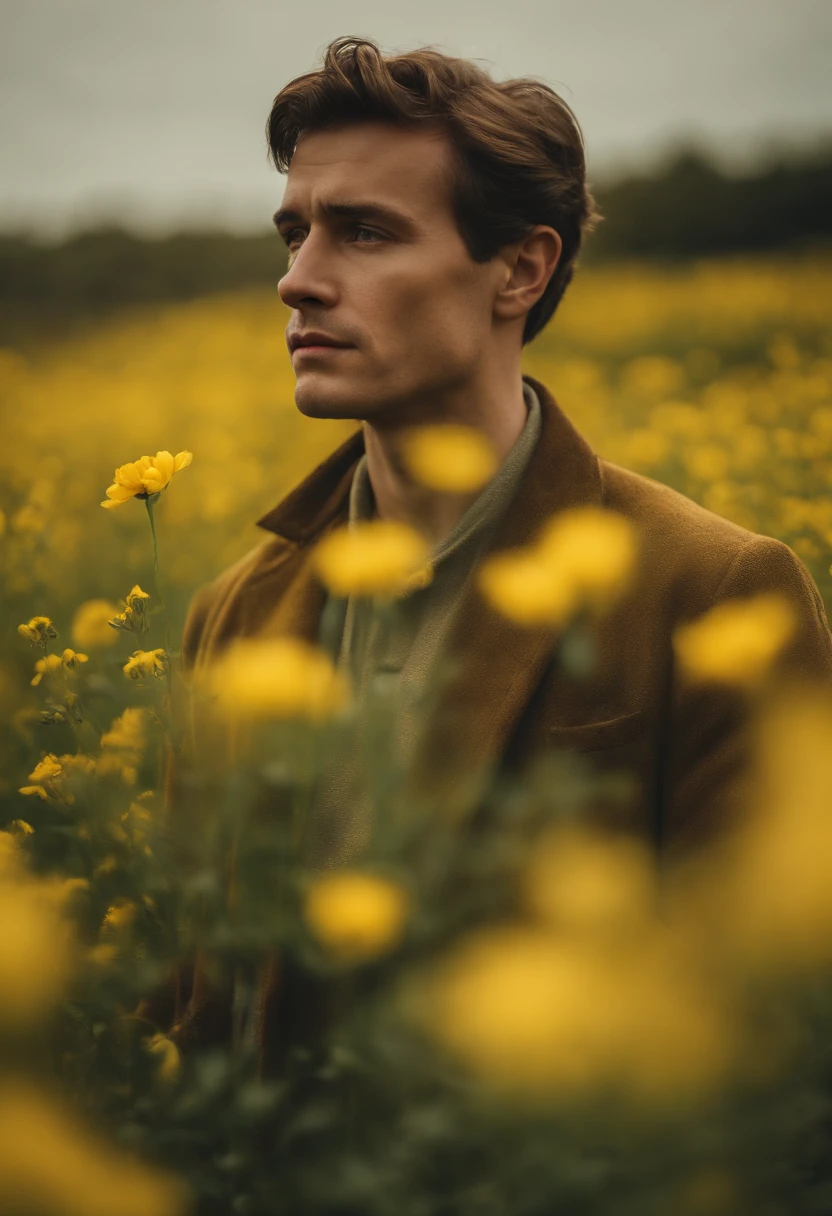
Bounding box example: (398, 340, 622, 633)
(282, 121, 454, 224)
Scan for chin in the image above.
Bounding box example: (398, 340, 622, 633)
(293, 373, 373, 421)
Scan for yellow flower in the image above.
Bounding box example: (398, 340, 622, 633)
(523, 827, 655, 936)
(30, 649, 88, 686)
(683, 443, 730, 482)
(0, 831, 26, 875)
(0, 875, 74, 1029)
(203, 637, 349, 722)
(312, 520, 432, 598)
(102, 900, 138, 933)
(477, 549, 574, 626)
(60, 648, 88, 671)
(101, 449, 193, 508)
(109, 585, 151, 635)
(400, 423, 498, 492)
(620, 354, 685, 398)
(93, 855, 118, 879)
(479, 508, 637, 627)
(71, 599, 120, 649)
(86, 943, 118, 967)
(673, 593, 796, 686)
(30, 653, 61, 687)
(121, 793, 154, 844)
(123, 648, 167, 680)
(417, 925, 730, 1100)
(8, 819, 34, 837)
(537, 508, 638, 609)
(19, 753, 96, 805)
(695, 696, 832, 970)
(0, 1081, 187, 1216)
(145, 1033, 182, 1084)
(101, 706, 148, 754)
(304, 871, 410, 962)
(17, 616, 57, 648)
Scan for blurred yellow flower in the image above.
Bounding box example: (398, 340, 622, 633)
(523, 827, 655, 936)
(145, 1033, 182, 1084)
(313, 520, 432, 598)
(0, 831, 26, 875)
(101, 706, 148, 754)
(418, 924, 730, 1100)
(708, 696, 832, 969)
(19, 753, 96, 805)
(203, 637, 349, 723)
(71, 599, 120, 649)
(102, 900, 138, 933)
(17, 615, 57, 648)
(86, 943, 118, 967)
(0, 1081, 187, 1216)
(620, 355, 685, 398)
(683, 443, 730, 482)
(101, 449, 193, 508)
(0, 875, 74, 1029)
(123, 648, 167, 680)
(479, 508, 637, 627)
(400, 423, 498, 493)
(31, 649, 88, 686)
(304, 870, 410, 962)
(673, 593, 796, 686)
(477, 549, 573, 627)
(623, 428, 670, 469)
(538, 508, 638, 608)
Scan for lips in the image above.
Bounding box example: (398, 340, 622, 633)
(288, 332, 351, 353)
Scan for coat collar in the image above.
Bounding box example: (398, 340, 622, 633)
(253, 375, 603, 817)
(256, 375, 600, 546)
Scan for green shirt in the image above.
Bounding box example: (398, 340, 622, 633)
(304, 378, 543, 867)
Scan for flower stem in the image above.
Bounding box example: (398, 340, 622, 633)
(145, 495, 170, 657)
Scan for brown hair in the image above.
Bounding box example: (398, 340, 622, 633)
(266, 37, 599, 344)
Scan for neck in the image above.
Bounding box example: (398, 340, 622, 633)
(362, 356, 528, 549)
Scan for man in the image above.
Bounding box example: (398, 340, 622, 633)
(183, 35, 832, 866)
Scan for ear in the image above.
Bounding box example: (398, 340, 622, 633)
(493, 225, 562, 323)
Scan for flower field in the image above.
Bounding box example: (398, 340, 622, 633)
(3, 253, 832, 1215)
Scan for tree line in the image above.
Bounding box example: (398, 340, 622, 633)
(1, 145, 830, 344)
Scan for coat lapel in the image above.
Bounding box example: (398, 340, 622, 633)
(253, 378, 603, 815)
(409, 375, 603, 814)
(252, 429, 363, 644)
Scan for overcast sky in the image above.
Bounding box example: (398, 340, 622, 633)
(2, 0, 830, 236)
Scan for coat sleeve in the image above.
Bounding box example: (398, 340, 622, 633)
(662, 536, 832, 856)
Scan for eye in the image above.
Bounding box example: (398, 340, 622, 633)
(281, 224, 385, 255)
(352, 225, 385, 244)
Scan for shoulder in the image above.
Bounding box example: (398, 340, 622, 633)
(601, 458, 830, 624)
(600, 459, 753, 560)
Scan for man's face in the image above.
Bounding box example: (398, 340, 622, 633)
(276, 121, 506, 425)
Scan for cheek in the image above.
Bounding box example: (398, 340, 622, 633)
(360, 259, 488, 359)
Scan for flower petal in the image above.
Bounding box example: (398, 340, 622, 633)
(173, 450, 193, 472)
(114, 462, 143, 489)
(106, 483, 135, 502)
(153, 451, 175, 484)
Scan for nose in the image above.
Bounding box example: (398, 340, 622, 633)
(277, 231, 338, 310)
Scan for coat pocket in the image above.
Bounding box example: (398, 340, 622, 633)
(547, 709, 646, 753)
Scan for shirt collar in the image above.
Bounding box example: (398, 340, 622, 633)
(347, 380, 542, 574)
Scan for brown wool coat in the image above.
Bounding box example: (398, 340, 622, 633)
(183, 373, 832, 846)
(151, 374, 832, 1065)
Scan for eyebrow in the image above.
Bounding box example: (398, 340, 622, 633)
(272, 199, 416, 233)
